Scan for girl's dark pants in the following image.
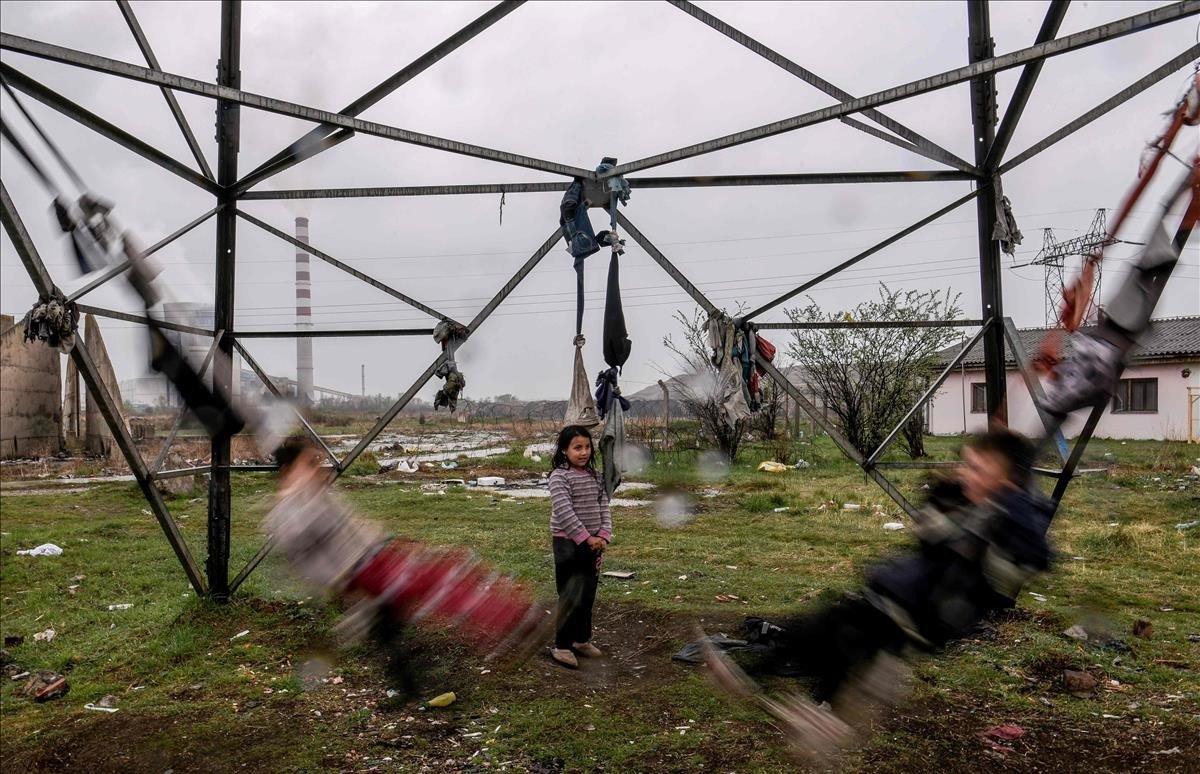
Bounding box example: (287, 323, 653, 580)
(553, 537, 599, 649)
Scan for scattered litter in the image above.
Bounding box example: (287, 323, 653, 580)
(427, 691, 456, 707)
(8, 670, 30, 681)
(882, 522, 905, 531)
(1028, 592, 1047, 602)
(386, 689, 399, 699)
(106, 604, 133, 611)
(1063, 669, 1098, 696)
(1151, 747, 1182, 756)
(1132, 619, 1153, 639)
(476, 476, 506, 487)
(725, 565, 738, 570)
(842, 503, 862, 511)
(772, 507, 790, 513)
(756, 461, 789, 473)
(981, 724, 1025, 742)
(32, 629, 55, 643)
(1175, 520, 1199, 531)
(1063, 625, 1089, 642)
(714, 594, 740, 603)
(439, 461, 458, 469)
(84, 694, 119, 712)
(793, 460, 810, 469)
(678, 575, 688, 581)
(16, 544, 63, 557)
(601, 571, 635, 580)
(1152, 659, 1189, 669)
(230, 630, 250, 641)
(22, 670, 69, 702)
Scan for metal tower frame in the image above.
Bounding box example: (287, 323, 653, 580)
(1025, 209, 1115, 324)
(2, 1, 1197, 599)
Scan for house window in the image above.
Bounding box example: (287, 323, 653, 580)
(1112, 378, 1158, 413)
(970, 382, 987, 414)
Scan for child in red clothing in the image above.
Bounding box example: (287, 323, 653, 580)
(266, 438, 545, 687)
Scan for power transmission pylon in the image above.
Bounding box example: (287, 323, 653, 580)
(1027, 209, 1115, 325)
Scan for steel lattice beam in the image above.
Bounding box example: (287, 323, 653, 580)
(0, 32, 592, 179)
(602, 2, 1199, 176)
(0, 62, 219, 193)
(235, 1, 525, 193)
(116, 0, 214, 181)
(667, 0, 977, 174)
(1, 1, 1185, 597)
(238, 171, 973, 200)
(983, 0, 1070, 171)
(236, 209, 459, 325)
(1, 180, 206, 594)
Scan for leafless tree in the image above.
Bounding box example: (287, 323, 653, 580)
(785, 285, 961, 459)
(662, 307, 747, 460)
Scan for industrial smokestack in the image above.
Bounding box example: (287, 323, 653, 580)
(295, 217, 314, 405)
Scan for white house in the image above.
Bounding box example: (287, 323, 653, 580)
(928, 316, 1200, 442)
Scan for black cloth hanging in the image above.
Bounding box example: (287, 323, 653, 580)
(602, 252, 632, 370)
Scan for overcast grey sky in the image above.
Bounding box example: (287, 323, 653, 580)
(2, 1, 1197, 402)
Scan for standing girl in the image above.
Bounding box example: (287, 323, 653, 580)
(548, 425, 613, 668)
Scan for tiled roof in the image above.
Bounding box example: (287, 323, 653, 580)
(935, 316, 1200, 368)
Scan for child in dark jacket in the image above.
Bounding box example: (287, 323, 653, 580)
(707, 430, 1053, 758)
(547, 425, 613, 669)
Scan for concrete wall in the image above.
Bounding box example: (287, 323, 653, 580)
(928, 360, 1200, 441)
(62, 356, 81, 447)
(0, 313, 62, 458)
(83, 315, 127, 458)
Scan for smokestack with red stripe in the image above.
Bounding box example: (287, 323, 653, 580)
(295, 217, 314, 406)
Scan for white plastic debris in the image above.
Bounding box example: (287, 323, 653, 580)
(230, 630, 250, 641)
(842, 503, 862, 511)
(33, 628, 56, 642)
(882, 522, 905, 531)
(773, 507, 790, 513)
(17, 543, 63, 557)
(476, 476, 506, 487)
(106, 603, 133, 611)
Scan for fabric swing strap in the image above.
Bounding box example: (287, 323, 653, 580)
(1, 77, 87, 191)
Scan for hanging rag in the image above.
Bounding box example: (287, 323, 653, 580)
(433, 321, 469, 412)
(598, 392, 627, 499)
(991, 178, 1023, 256)
(594, 367, 630, 421)
(602, 251, 632, 371)
(706, 311, 752, 429)
(21, 290, 79, 353)
(732, 323, 757, 410)
(748, 333, 777, 409)
(564, 335, 600, 429)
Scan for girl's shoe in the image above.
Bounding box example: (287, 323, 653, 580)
(572, 642, 603, 658)
(550, 648, 578, 669)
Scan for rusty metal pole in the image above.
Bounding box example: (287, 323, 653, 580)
(968, 0, 1008, 424)
(208, 0, 241, 601)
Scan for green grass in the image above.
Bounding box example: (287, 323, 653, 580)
(1, 434, 1198, 771)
